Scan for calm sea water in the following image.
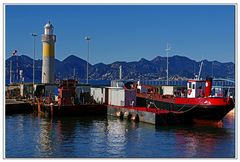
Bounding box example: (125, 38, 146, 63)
(5, 111, 235, 158)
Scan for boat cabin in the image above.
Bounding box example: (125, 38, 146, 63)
(187, 77, 212, 98)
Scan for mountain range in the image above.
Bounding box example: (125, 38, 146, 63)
(5, 54, 235, 83)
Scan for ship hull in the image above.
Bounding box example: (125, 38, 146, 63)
(177, 105, 233, 122)
(136, 96, 234, 123)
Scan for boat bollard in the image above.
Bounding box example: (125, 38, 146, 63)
(116, 111, 124, 119)
(131, 114, 139, 122)
(124, 111, 132, 120)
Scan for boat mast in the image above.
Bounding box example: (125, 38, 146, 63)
(165, 43, 171, 85)
(10, 59, 12, 84)
(119, 65, 122, 80)
(197, 61, 203, 80)
(73, 67, 76, 79)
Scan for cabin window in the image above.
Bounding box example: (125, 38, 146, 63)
(192, 84, 195, 90)
(188, 83, 191, 89)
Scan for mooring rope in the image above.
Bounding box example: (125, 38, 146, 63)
(146, 95, 207, 115)
(150, 101, 159, 109)
(178, 98, 205, 113)
(177, 104, 187, 112)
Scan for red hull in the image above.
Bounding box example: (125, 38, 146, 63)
(136, 92, 234, 122)
(175, 97, 233, 107)
(136, 92, 233, 107)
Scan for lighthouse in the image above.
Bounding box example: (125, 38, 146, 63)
(41, 21, 56, 83)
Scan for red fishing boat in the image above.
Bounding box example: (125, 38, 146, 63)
(132, 77, 234, 123)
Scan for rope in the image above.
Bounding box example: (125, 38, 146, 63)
(177, 104, 187, 112)
(179, 103, 199, 113)
(146, 94, 207, 116)
(178, 98, 205, 113)
(150, 101, 159, 109)
(149, 100, 180, 124)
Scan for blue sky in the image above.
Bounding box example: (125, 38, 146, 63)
(5, 5, 235, 64)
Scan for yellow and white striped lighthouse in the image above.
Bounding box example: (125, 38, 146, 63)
(41, 21, 56, 83)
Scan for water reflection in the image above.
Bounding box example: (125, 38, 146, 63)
(34, 116, 80, 157)
(224, 109, 235, 124)
(37, 118, 54, 157)
(155, 121, 234, 157)
(106, 119, 127, 157)
(87, 121, 108, 156)
(6, 113, 235, 158)
(14, 115, 24, 145)
(175, 127, 231, 157)
(105, 118, 143, 157)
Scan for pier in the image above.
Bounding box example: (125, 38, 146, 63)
(5, 98, 107, 117)
(107, 105, 186, 125)
(32, 101, 107, 117)
(5, 99, 33, 114)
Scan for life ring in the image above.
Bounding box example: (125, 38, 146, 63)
(188, 89, 192, 95)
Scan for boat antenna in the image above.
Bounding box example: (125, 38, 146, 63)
(198, 61, 203, 80)
(119, 65, 122, 80)
(165, 43, 171, 85)
(73, 67, 76, 79)
(10, 59, 12, 84)
(193, 63, 195, 78)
